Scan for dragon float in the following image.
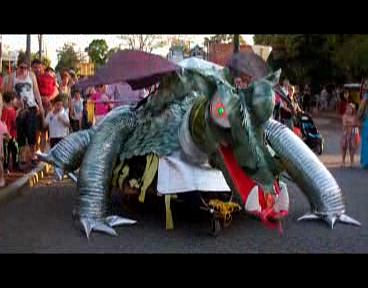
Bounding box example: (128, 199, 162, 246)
(37, 51, 360, 238)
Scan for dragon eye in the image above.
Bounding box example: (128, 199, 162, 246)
(210, 95, 231, 128)
(215, 102, 226, 117)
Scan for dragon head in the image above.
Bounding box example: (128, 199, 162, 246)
(188, 68, 281, 200)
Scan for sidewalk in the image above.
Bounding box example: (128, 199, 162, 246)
(0, 162, 51, 203)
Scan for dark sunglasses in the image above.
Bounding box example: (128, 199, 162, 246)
(19, 65, 29, 70)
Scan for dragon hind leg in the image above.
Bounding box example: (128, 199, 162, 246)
(297, 212, 361, 229)
(75, 216, 137, 239)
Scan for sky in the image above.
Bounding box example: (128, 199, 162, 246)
(1, 34, 255, 68)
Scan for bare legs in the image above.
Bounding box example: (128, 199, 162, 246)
(341, 141, 356, 168)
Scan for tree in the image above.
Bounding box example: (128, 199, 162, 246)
(55, 43, 80, 72)
(254, 34, 342, 90)
(119, 35, 168, 52)
(85, 39, 109, 67)
(254, 34, 368, 86)
(204, 34, 247, 46)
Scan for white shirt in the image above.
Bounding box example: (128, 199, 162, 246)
(70, 98, 83, 121)
(45, 107, 70, 138)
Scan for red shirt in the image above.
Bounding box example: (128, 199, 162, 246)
(37, 73, 56, 97)
(1, 107, 17, 138)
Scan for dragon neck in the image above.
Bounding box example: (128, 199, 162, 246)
(188, 94, 210, 153)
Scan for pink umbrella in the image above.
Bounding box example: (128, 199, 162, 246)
(76, 50, 179, 90)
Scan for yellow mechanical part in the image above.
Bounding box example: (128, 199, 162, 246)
(138, 154, 159, 203)
(208, 199, 241, 225)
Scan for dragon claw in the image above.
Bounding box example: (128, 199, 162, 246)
(67, 172, 78, 183)
(297, 212, 361, 228)
(77, 216, 137, 239)
(54, 167, 64, 181)
(36, 151, 52, 164)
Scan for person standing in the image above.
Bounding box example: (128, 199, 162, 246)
(302, 84, 311, 113)
(43, 94, 70, 148)
(59, 71, 71, 113)
(68, 70, 78, 88)
(69, 87, 83, 132)
(279, 78, 294, 130)
(358, 79, 368, 169)
(4, 55, 44, 169)
(35, 66, 59, 152)
(1, 91, 19, 173)
(90, 84, 111, 124)
(341, 103, 359, 167)
(319, 86, 329, 111)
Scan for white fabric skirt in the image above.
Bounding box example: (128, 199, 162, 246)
(157, 151, 231, 194)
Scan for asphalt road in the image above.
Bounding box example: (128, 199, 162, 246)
(0, 117, 367, 253)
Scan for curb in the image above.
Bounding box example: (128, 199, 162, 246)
(0, 162, 51, 204)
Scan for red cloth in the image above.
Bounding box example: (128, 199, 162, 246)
(274, 91, 281, 103)
(1, 107, 17, 138)
(37, 73, 56, 97)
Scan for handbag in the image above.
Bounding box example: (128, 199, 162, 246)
(353, 127, 361, 145)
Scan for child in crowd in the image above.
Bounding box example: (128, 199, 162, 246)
(341, 103, 359, 167)
(69, 87, 83, 132)
(43, 94, 70, 149)
(1, 91, 19, 173)
(0, 92, 10, 187)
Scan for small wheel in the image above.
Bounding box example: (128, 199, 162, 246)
(210, 218, 221, 237)
(315, 142, 323, 155)
(318, 141, 324, 155)
(223, 219, 232, 228)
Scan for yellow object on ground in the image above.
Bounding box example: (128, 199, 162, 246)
(165, 194, 178, 230)
(208, 199, 241, 224)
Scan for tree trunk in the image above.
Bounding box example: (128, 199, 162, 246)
(38, 34, 42, 60)
(234, 34, 240, 53)
(26, 34, 31, 62)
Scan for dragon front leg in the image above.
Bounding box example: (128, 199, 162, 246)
(73, 111, 137, 238)
(264, 119, 361, 228)
(36, 105, 133, 181)
(36, 129, 94, 178)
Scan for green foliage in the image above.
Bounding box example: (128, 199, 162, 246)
(55, 43, 81, 73)
(204, 34, 247, 46)
(85, 39, 109, 67)
(17, 50, 51, 68)
(254, 34, 368, 89)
